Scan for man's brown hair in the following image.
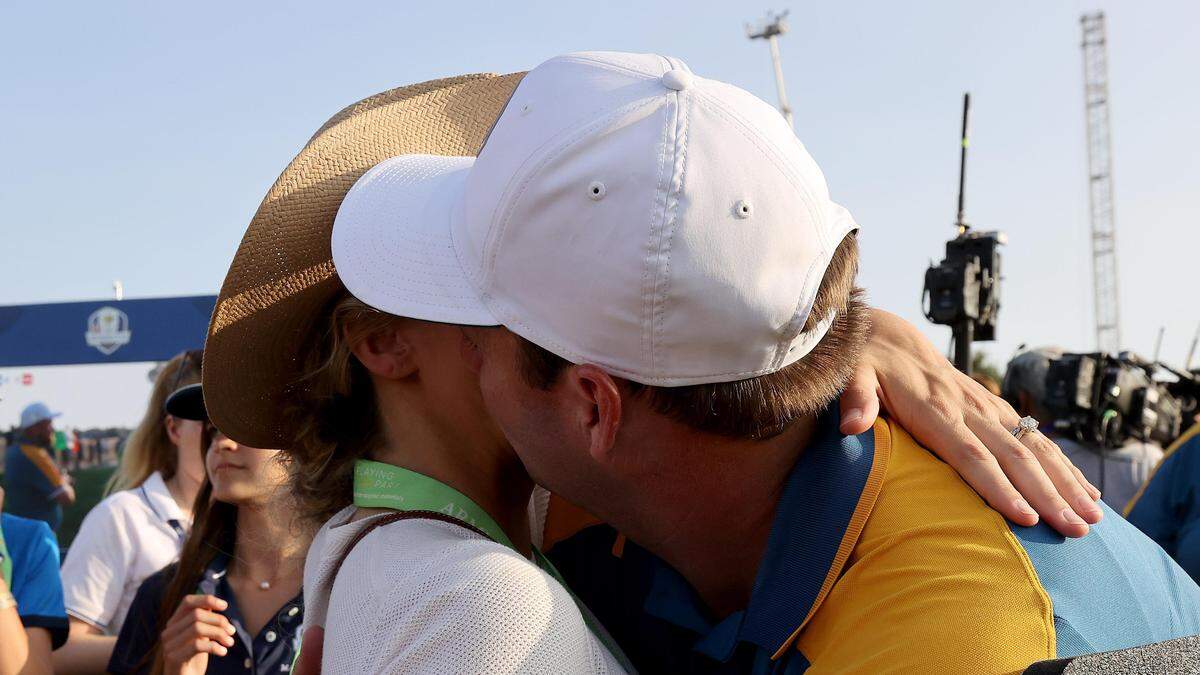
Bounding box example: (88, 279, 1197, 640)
(516, 234, 870, 440)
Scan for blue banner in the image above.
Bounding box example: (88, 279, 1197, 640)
(0, 296, 216, 367)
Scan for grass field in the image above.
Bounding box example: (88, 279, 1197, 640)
(1, 464, 116, 552)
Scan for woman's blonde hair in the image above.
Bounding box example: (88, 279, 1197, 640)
(283, 292, 405, 523)
(106, 351, 202, 494)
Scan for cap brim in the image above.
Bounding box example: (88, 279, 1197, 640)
(164, 384, 207, 421)
(332, 154, 496, 326)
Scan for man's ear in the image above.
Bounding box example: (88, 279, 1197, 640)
(564, 364, 623, 464)
(349, 327, 417, 381)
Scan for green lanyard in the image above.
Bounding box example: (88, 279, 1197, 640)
(0, 524, 12, 590)
(353, 460, 634, 672)
(353, 460, 515, 548)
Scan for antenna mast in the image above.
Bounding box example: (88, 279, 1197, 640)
(956, 93, 971, 234)
(1081, 13, 1122, 354)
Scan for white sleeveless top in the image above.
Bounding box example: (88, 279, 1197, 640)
(303, 505, 629, 674)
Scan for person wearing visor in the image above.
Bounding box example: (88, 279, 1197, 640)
(109, 384, 307, 675)
(4, 402, 75, 533)
(323, 52, 1200, 672)
(57, 351, 207, 675)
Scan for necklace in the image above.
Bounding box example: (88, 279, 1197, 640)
(227, 550, 275, 590)
(207, 543, 297, 591)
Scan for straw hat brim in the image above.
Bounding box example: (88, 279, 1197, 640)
(203, 72, 525, 448)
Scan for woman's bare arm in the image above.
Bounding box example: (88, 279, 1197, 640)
(839, 308, 1102, 537)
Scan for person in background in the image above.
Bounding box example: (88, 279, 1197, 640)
(69, 432, 82, 471)
(0, 486, 68, 675)
(3, 402, 75, 532)
(54, 351, 205, 675)
(1126, 422, 1200, 582)
(109, 383, 307, 675)
(52, 430, 70, 471)
(1003, 347, 1164, 511)
(972, 373, 1002, 397)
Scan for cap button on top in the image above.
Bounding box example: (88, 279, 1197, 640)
(661, 69, 693, 91)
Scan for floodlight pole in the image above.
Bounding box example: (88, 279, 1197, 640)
(748, 11, 795, 129)
(1185, 322, 1199, 371)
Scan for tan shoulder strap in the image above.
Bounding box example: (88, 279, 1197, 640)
(298, 510, 495, 674)
(329, 510, 493, 583)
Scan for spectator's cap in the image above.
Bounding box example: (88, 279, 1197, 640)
(19, 402, 60, 430)
(202, 71, 524, 448)
(1002, 346, 1065, 406)
(333, 51, 858, 387)
(164, 384, 207, 421)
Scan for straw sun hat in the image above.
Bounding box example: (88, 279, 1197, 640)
(203, 72, 524, 448)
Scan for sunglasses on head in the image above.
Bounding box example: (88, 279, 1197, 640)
(166, 349, 203, 397)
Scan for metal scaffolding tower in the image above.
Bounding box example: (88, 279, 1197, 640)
(1081, 13, 1122, 354)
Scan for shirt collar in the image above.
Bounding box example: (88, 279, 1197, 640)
(140, 471, 187, 524)
(196, 552, 305, 654)
(642, 404, 890, 663)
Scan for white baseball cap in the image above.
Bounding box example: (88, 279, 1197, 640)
(333, 51, 858, 386)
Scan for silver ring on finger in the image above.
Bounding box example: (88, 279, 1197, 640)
(1011, 416, 1039, 441)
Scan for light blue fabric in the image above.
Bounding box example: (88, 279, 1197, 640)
(1127, 433, 1200, 583)
(1010, 502, 1200, 657)
(1, 513, 68, 648)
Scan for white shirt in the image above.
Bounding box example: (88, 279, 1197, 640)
(304, 506, 628, 674)
(60, 471, 189, 634)
(1056, 437, 1165, 512)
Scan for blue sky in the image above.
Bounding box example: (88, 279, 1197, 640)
(2, 1, 1197, 428)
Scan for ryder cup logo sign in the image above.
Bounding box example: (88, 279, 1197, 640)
(85, 306, 132, 355)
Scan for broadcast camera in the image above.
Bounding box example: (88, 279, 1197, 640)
(1043, 352, 1185, 448)
(923, 229, 1004, 341)
(921, 93, 1006, 374)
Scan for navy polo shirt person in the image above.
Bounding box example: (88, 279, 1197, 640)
(1, 485, 70, 672)
(109, 384, 304, 675)
(4, 403, 76, 532)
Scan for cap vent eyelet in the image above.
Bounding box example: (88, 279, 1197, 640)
(521, 102, 533, 115)
(734, 199, 752, 219)
(588, 181, 607, 201)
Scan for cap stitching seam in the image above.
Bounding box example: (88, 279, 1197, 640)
(641, 100, 672, 367)
(481, 97, 662, 287)
(554, 54, 659, 81)
(692, 90, 822, 230)
(651, 79, 690, 378)
(647, 52, 680, 374)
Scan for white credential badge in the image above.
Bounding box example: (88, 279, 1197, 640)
(85, 306, 132, 355)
